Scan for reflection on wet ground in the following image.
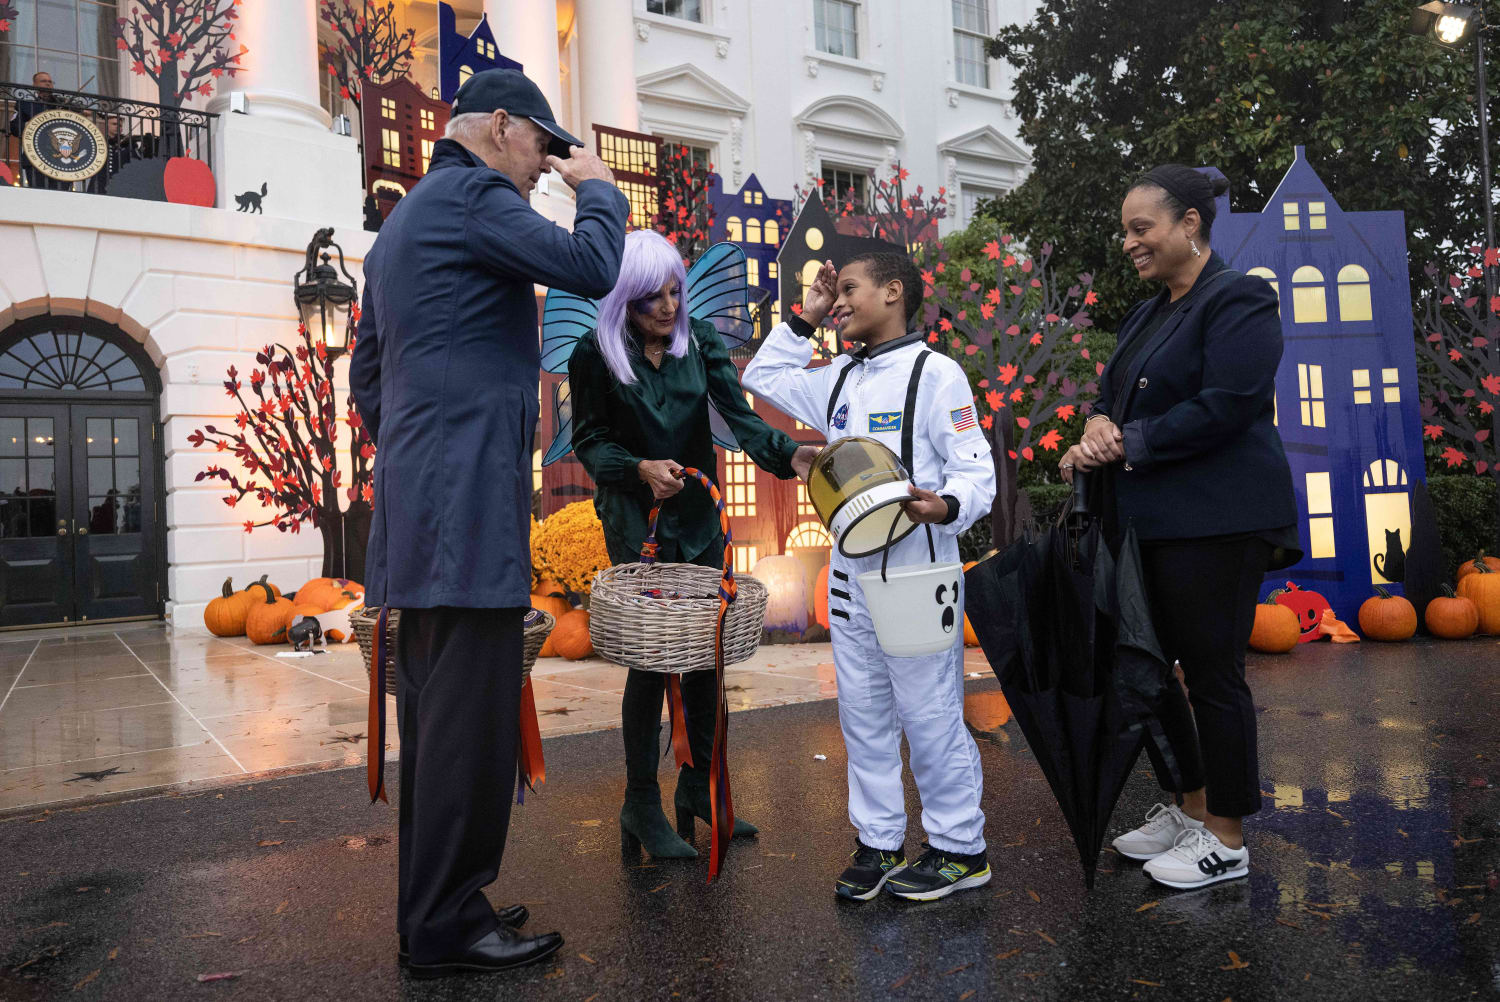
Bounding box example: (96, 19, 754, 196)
(3, 624, 982, 812)
(0, 636, 1495, 1000)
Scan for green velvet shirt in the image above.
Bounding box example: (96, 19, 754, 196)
(569, 318, 800, 561)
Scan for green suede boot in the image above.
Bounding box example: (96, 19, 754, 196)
(673, 671, 758, 841)
(620, 670, 696, 860)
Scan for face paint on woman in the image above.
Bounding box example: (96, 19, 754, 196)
(629, 280, 681, 339)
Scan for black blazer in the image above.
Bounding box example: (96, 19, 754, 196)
(1095, 253, 1297, 542)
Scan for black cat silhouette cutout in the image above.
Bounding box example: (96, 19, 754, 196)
(234, 181, 267, 213)
(1373, 527, 1406, 582)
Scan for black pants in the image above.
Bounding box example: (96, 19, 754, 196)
(395, 606, 524, 961)
(1138, 536, 1273, 818)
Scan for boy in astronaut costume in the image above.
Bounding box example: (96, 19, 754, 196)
(744, 254, 996, 901)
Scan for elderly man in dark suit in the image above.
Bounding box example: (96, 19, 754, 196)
(350, 68, 628, 979)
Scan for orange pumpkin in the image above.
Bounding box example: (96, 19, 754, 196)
(532, 594, 573, 657)
(244, 584, 295, 645)
(1358, 586, 1417, 642)
(1425, 585, 1478, 640)
(813, 564, 830, 630)
(552, 610, 594, 660)
(325, 589, 363, 612)
(1457, 554, 1500, 580)
(960, 560, 980, 646)
(533, 578, 568, 599)
(1456, 561, 1500, 635)
(296, 577, 358, 609)
(1249, 598, 1300, 653)
(204, 577, 251, 637)
(242, 573, 282, 599)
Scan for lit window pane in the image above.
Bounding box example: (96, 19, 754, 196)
(1305, 472, 1332, 514)
(1309, 516, 1336, 558)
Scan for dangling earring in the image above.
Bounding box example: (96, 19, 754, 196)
(1190, 239, 1201, 258)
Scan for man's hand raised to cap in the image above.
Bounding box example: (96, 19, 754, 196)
(547, 147, 614, 190)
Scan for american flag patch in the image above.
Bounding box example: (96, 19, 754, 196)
(951, 406, 977, 433)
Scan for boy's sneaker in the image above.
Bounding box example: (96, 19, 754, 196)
(883, 843, 991, 901)
(1143, 828, 1249, 890)
(1111, 803, 1205, 861)
(835, 840, 906, 901)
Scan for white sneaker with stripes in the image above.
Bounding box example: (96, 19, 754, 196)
(1111, 803, 1205, 861)
(1143, 828, 1249, 890)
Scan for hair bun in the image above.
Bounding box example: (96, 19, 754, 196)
(1210, 176, 1230, 198)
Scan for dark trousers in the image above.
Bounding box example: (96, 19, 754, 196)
(1138, 536, 1273, 818)
(395, 606, 525, 961)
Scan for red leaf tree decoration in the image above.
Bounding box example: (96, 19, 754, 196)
(187, 318, 374, 580)
(925, 235, 1098, 546)
(1416, 248, 1500, 548)
(0, 4, 18, 33)
(649, 144, 717, 264)
(115, 0, 247, 109)
(319, 0, 415, 112)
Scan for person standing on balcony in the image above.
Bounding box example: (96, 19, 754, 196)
(350, 68, 628, 980)
(8, 71, 63, 190)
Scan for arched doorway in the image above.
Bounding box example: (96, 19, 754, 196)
(0, 315, 164, 627)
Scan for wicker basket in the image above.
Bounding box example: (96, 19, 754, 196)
(588, 564, 767, 672)
(354, 606, 555, 694)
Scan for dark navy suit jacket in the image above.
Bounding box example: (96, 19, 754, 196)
(1095, 253, 1297, 542)
(351, 139, 629, 608)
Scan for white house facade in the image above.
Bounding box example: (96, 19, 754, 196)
(0, 0, 1031, 632)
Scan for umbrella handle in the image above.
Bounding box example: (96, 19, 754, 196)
(1071, 469, 1091, 517)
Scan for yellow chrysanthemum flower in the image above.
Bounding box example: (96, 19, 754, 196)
(531, 500, 612, 594)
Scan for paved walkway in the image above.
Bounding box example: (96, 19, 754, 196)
(0, 638, 1496, 1001)
(0, 622, 990, 813)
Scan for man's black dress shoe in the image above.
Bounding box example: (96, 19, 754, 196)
(397, 904, 528, 962)
(406, 926, 563, 979)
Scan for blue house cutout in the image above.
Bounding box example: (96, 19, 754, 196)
(1211, 147, 1424, 618)
(438, 2, 522, 103)
(707, 173, 793, 329)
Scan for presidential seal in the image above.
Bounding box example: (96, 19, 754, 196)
(21, 109, 107, 183)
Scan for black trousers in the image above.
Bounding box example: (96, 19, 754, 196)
(395, 606, 524, 961)
(1137, 536, 1273, 818)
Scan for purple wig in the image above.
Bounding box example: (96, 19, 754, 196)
(595, 230, 692, 385)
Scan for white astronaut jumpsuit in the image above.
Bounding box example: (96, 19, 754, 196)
(744, 322, 996, 856)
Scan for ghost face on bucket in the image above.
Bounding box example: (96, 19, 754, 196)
(935, 577, 960, 634)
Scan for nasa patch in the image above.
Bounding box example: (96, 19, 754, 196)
(832, 403, 848, 429)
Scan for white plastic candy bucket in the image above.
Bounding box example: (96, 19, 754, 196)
(857, 560, 965, 657)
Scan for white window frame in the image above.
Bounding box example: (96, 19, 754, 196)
(645, 0, 706, 24)
(813, 0, 861, 60)
(951, 0, 993, 89)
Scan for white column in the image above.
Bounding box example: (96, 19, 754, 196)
(485, 0, 563, 115)
(207, 0, 328, 130)
(575, 0, 638, 134)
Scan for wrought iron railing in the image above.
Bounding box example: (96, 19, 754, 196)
(2, 83, 215, 196)
(730, 288, 774, 364)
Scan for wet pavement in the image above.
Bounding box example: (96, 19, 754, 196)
(0, 623, 876, 813)
(0, 637, 1497, 1001)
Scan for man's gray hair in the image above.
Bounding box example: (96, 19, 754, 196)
(444, 112, 493, 142)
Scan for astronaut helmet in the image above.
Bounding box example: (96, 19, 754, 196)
(807, 436, 920, 558)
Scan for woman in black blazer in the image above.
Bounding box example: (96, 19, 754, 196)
(1060, 164, 1299, 892)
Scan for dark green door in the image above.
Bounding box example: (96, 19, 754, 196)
(0, 316, 164, 627)
(0, 405, 74, 626)
(69, 404, 159, 621)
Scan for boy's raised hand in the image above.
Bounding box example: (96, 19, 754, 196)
(801, 260, 838, 327)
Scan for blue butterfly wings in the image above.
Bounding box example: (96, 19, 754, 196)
(539, 242, 754, 465)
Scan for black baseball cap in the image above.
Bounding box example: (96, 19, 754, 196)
(451, 68, 583, 158)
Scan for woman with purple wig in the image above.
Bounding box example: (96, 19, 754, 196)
(569, 230, 818, 860)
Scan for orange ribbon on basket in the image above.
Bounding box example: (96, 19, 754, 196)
(642, 467, 738, 882)
(517, 675, 546, 798)
(367, 606, 389, 804)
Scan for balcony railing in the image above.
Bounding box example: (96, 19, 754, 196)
(2, 83, 215, 198)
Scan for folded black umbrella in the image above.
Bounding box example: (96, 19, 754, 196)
(964, 485, 1182, 888)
